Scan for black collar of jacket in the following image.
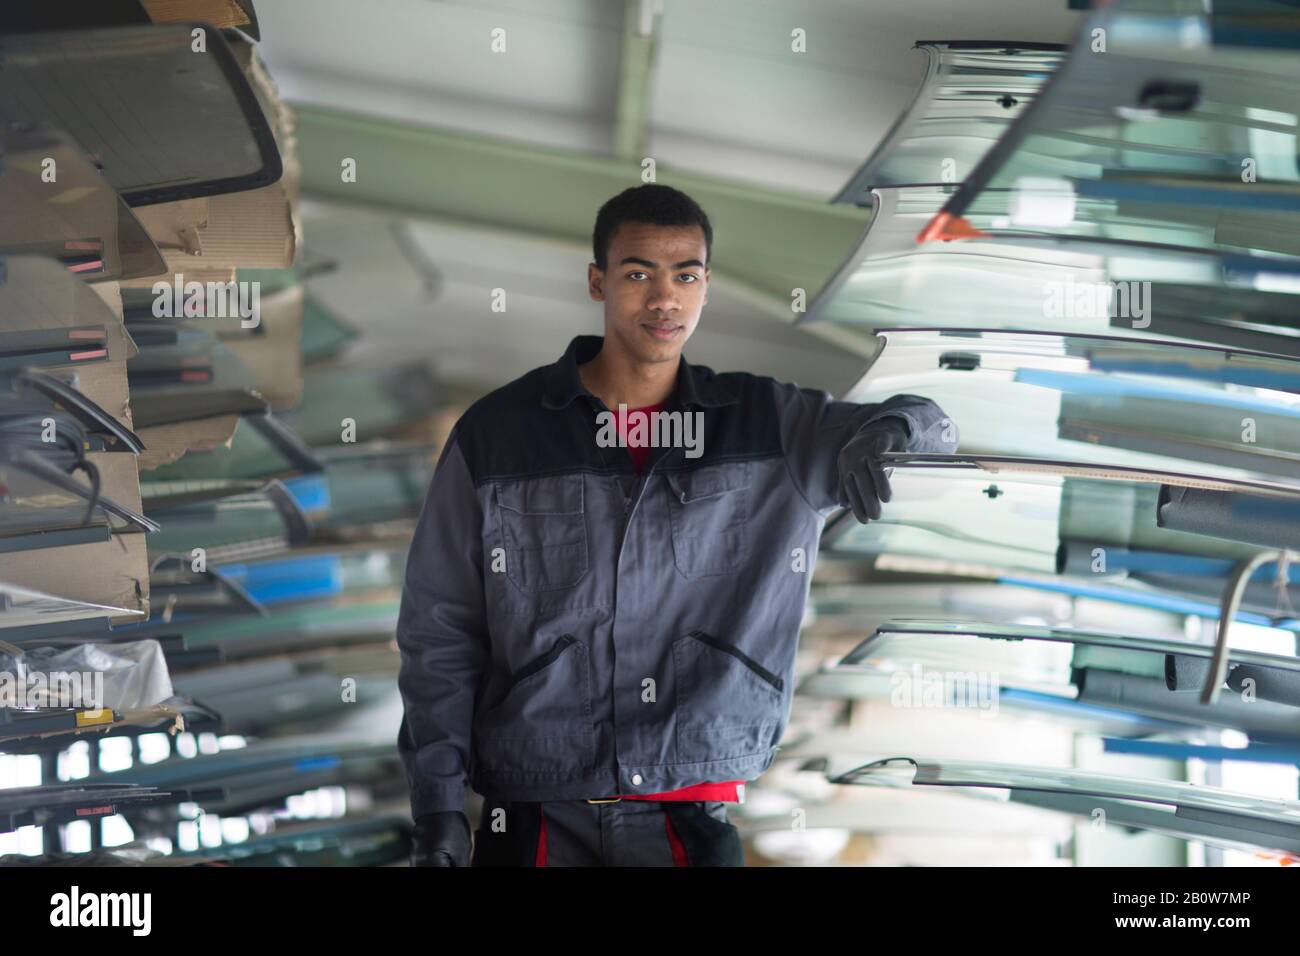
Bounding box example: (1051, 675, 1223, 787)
(540, 334, 739, 411)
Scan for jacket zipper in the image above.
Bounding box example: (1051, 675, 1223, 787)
(594, 395, 679, 785)
(589, 394, 645, 786)
(609, 429, 673, 789)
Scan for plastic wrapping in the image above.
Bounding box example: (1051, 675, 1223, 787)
(0, 640, 173, 710)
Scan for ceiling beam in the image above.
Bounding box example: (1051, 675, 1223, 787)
(612, 0, 662, 161)
(292, 103, 871, 314)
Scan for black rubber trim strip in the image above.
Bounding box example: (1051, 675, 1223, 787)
(16, 367, 146, 453)
(2, 447, 159, 532)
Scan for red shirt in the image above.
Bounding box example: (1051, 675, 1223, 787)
(610, 402, 743, 804)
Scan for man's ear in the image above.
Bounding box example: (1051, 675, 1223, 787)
(587, 262, 605, 301)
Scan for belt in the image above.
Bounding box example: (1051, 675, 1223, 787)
(585, 796, 622, 804)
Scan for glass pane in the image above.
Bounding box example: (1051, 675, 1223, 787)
(839, 757, 1300, 827)
(0, 24, 280, 205)
(836, 43, 1064, 202)
(0, 124, 164, 281)
(930, 4, 1300, 342)
(0, 580, 139, 632)
(846, 328, 1300, 483)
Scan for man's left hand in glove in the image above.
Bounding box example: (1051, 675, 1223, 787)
(835, 417, 911, 524)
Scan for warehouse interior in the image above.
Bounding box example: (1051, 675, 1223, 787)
(2, 0, 1299, 868)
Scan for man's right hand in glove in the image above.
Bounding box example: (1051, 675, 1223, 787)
(410, 810, 472, 867)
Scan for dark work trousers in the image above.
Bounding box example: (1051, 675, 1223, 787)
(470, 797, 746, 867)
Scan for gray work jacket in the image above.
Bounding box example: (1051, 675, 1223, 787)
(396, 334, 956, 816)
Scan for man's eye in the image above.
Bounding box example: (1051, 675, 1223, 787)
(678, 274, 698, 282)
(628, 272, 648, 280)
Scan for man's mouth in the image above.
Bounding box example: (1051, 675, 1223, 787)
(642, 322, 683, 340)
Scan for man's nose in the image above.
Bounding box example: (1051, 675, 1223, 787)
(644, 278, 680, 313)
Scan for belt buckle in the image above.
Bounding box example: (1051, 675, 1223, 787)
(585, 796, 622, 804)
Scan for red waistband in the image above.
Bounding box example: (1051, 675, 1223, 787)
(618, 780, 743, 802)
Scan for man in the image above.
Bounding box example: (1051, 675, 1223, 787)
(398, 183, 957, 866)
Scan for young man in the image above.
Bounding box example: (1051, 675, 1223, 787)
(398, 183, 957, 867)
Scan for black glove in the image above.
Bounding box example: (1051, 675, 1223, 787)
(835, 417, 910, 523)
(410, 810, 472, 867)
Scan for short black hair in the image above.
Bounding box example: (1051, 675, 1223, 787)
(591, 184, 713, 272)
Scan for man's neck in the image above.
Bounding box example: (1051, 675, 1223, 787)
(578, 342, 678, 410)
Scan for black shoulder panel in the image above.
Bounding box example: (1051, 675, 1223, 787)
(453, 365, 784, 485)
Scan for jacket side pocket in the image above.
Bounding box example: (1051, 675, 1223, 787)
(474, 635, 596, 779)
(673, 630, 783, 764)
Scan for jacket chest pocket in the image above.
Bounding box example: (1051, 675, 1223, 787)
(664, 462, 750, 579)
(494, 474, 588, 592)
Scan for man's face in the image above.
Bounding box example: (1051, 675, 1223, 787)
(587, 221, 709, 366)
